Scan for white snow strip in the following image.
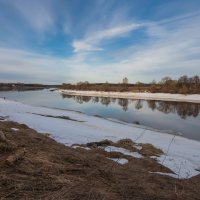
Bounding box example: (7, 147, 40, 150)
(11, 128, 19, 131)
(59, 90, 200, 103)
(149, 171, 179, 179)
(72, 145, 91, 150)
(0, 99, 200, 179)
(134, 145, 143, 150)
(108, 158, 129, 165)
(104, 146, 143, 158)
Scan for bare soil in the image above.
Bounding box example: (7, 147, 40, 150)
(0, 121, 200, 200)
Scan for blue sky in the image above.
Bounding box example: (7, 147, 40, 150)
(0, 0, 200, 84)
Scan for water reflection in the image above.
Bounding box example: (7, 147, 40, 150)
(147, 100, 200, 119)
(156, 101, 200, 119)
(61, 94, 200, 119)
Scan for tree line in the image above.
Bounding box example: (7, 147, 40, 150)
(0, 83, 60, 91)
(61, 75, 200, 94)
(149, 75, 200, 94)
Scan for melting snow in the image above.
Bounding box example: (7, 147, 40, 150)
(108, 158, 129, 165)
(0, 99, 200, 179)
(72, 145, 91, 150)
(104, 146, 143, 158)
(11, 128, 19, 132)
(59, 90, 200, 103)
(134, 145, 143, 150)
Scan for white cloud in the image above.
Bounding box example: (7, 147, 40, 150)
(0, 48, 68, 83)
(72, 41, 103, 53)
(0, 8, 199, 84)
(72, 23, 143, 52)
(107, 13, 200, 80)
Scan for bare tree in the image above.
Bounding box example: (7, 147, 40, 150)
(161, 76, 172, 84)
(178, 75, 188, 84)
(192, 75, 200, 85)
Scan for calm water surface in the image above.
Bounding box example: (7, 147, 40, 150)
(1, 89, 200, 141)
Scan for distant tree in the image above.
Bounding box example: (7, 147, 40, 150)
(77, 81, 89, 85)
(77, 81, 83, 85)
(151, 80, 156, 85)
(136, 81, 143, 86)
(192, 75, 200, 85)
(161, 76, 172, 84)
(123, 77, 128, 84)
(178, 75, 188, 84)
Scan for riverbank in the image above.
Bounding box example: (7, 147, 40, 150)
(1, 121, 200, 199)
(0, 83, 60, 91)
(58, 90, 200, 103)
(0, 98, 200, 180)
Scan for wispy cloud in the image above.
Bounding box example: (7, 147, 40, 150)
(0, 48, 68, 83)
(0, 1, 200, 83)
(12, 0, 55, 33)
(107, 12, 200, 81)
(72, 23, 143, 52)
(1, 11, 200, 84)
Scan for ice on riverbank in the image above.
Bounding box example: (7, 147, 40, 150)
(59, 89, 200, 103)
(0, 98, 200, 179)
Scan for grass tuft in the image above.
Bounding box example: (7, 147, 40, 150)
(0, 142, 13, 154)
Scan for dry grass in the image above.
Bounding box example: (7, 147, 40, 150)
(139, 143, 163, 157)
(0, 121, 200, 200)
(0, 143, 13, 154)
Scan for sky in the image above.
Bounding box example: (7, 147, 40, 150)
(0, 0, 200, 84)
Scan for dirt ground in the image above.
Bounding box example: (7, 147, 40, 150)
(0, 121, 200, 200)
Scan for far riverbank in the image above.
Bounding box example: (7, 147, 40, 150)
(59, 90, 200, 103)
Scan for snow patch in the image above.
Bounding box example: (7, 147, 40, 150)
(155, 155, 200, 179)
(104, 146, 143, 158)
(72, 145, 91, 150)
(149, 171, 178, 179)
(0, 99, 200, 179)
(134, 145, 143, 150)
(108, 158, 129, 165)
(11, 128, 19, 132)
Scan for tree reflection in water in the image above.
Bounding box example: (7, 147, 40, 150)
(135, 100, 143, 110)
(100, 97, 111, 106)
(147, 100, 200, 119)
(61, 94, 200, 119)
(118, 99, 129, 111)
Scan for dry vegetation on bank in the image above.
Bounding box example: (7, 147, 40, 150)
(0, 121, 200, 199)
(61, 75, 200, 94)
(0, 83, 59, 91)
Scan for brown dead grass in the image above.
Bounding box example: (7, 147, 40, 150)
(0, 121, 200, 200)
(139, 143, 163, 157)
(0, 143, 13, 154)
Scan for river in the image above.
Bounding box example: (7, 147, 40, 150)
(0, 89, 200, 141)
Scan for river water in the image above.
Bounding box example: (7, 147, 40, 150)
(0, 89, 200, 141)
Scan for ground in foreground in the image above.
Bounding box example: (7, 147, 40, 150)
(0, 121, 200, 200)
